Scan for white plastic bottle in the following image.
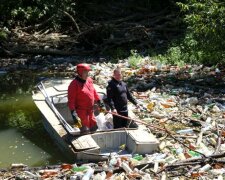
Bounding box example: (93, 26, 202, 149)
(82, 167, 94, 180)
(121, 162, 132, 174)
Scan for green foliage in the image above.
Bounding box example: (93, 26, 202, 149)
(159, 0, 225, 64)
(0, 0, 76, 29)
(128, 50, 143, 68)
(0, 29, 8, 41)
(8, 110, 35, 129)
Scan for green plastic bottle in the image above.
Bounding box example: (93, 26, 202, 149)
(72, 166, 88, 172)
(133, 154, 143, 161)
(188, 150, 200, 157)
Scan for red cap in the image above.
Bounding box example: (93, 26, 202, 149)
(77, 63, 91, 76)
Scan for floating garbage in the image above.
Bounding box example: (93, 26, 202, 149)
(1, 59, 225, 179)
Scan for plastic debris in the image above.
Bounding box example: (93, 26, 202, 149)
(1, 59, 225, 179)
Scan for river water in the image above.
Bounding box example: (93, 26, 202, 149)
(0, 72, 68, 168)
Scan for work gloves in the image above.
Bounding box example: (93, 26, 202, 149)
(71, 110, 82, 128)
(97, 100, 106, 113)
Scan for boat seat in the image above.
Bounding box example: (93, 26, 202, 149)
(71, 135, 100, 151)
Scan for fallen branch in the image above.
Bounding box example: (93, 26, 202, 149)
(62, 11, 81, 33)
(12, 47, 95, 56)
(160, 152, 225, 172)
(19, 15, 55, 31)
(214, 124, 222, 154)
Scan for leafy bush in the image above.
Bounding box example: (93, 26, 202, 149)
(128, 50, 143, 68)
(0, 29, 8, 41)
(157, 0, 225, 65)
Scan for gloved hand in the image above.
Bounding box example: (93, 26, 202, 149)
(136, 103, 141, 109)
(137, 103, 147, 111)
(112, 109, 117, 114)
(97, 100, 106, 113)
(71, 110, 82, 128)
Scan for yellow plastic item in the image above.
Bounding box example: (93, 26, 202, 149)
(74, 119, 82, 128)
(119, 144, 126, 150)
(99, 108, 106, 113)
(147, 102, 155, 111)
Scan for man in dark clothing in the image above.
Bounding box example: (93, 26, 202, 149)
(106, 67, 139, 128)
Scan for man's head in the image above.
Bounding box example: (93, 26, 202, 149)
(77, 63, 91, 80)
(113, 67, 122, 81)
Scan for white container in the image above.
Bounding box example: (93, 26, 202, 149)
(126, 130, 159, 154)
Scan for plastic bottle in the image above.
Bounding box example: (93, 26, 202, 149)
(176, 148, 186, 160)
(209, 137, 217, 145)
(188, 150, 200, 157)
(176, 129, 194, 134)
(133, 154, 143, 161)
(199, 142, 212, 156)
(153, 161, 159, 173)
(72, 166, 88, 172)
(70, 175, 78, 180)
(109, 157, 117, 167)
(199, 164, 211, 172)
(82, 167, 94, 180)
(159, 141, 166, 150)
(154, 153, 167, 161)
(121, 162, 132, 174)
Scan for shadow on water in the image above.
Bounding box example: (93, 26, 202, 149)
(0, 71, 71, 168)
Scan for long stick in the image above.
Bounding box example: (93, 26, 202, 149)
(105, 110, 166, 131)
(37, 82, 77, 135)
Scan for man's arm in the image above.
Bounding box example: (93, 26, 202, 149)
(126, 84, 137, 106)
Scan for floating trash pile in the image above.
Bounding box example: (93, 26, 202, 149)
(1, 58, 225, 179)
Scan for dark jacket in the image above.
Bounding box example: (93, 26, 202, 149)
(106, 78, 137, 112)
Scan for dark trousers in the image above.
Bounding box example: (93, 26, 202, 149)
(113, 111, 128, 129)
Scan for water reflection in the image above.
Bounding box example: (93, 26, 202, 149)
(0, 72, 68, 167)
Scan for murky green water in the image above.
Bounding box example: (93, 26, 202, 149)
(0, 72, 68, 168)
(0, 129, 52, 167)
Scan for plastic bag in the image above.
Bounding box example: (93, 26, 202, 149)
(96, 113, 108, 131)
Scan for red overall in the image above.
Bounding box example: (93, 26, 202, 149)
(68, 77, 100, 128)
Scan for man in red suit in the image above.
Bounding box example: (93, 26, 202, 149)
(68, 63, 101, 132)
